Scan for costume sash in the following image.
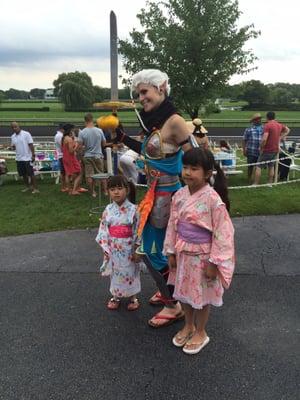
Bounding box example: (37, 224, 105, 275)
(109, 225, 133, 238)
(177, 220, 212, 244)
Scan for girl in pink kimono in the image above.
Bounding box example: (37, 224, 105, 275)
(164, 148, 235, 355)
(96, 175, 141, 311)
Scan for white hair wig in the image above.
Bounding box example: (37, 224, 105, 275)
(130, 69, 171, 97)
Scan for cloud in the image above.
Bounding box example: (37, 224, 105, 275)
(0, 41, 109, 66)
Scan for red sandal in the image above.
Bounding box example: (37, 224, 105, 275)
(148, 310, 185, 328)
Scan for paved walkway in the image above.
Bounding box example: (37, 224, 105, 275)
(0, 215, 299, 400)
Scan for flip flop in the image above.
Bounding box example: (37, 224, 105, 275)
(78, 187, 88, 193)
(182, 336, 210, 355)
(148, 310, 184, 328)
(149, 291, 164, 306)
(172, 330, 195, 347)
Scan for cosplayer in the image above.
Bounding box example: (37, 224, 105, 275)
(115, 69, 197, 327)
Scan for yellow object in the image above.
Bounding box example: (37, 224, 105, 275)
(96, 114, 119, 130)
(93, 101, 134, 109)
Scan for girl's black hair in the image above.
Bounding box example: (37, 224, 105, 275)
(182, 148, 230, 211)
(61, 123, 75, 145)
(107, 175, 136, 204)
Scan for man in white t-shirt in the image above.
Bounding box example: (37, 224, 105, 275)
(54, 123, 67, 192)
(10, 121, 39, 193)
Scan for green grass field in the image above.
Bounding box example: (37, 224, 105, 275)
(0, 155, 299, 237)
(1, 101, 300, 126)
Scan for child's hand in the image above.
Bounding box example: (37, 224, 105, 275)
(168, 254, 177, 269)
(205, 263, 218, 279)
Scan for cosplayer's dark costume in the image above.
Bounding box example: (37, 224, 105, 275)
(117, 98, 185, 304)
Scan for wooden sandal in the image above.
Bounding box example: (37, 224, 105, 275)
(107, 298, 120, 310)
(127, 298, 140, 311)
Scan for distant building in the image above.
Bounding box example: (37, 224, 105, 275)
(44, 88, 57, 100)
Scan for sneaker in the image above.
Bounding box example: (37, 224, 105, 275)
(21, 188, 30, 193)
(31, 189, 40, 194)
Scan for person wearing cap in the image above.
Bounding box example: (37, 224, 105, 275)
(242, 113, 263, 183)
(254, 111, 290, 185)
(186, 118, 210, 149)
(54, 123, 68, 192)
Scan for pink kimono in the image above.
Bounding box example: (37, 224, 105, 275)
(164, 184, 235, 309)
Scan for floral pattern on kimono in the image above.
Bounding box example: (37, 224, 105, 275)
(95, 199, 141, 298)
(163, 184, 235, 309)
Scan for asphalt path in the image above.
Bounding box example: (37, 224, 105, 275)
(1, 125, 300, 139)
(0, 214, 299, 400)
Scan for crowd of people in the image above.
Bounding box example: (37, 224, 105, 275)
(242, 112, 291, 184)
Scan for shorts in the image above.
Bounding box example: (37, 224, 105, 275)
(16, 161, 34, 177)
(83, 157, 104, 178)
(58, 158, 65, 174)
(247, 155, 259, 166)
(257, 152, 277, 168)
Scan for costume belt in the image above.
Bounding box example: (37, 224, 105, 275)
(109, 225, 133, 238)
(146, 168, 180, 188)
(177, 221, 212, 244)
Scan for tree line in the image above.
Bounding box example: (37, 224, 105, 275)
(220, 81, 300, 108)
(0, 85, 130, 103)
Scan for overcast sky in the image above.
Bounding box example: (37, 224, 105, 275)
(0, 0, 299, 90)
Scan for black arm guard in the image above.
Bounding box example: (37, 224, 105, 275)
(115, 128, 142, 154)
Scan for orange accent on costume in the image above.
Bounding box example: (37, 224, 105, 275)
(137, 179, 158, 237)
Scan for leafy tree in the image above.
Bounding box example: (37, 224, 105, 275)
(240, 80, 270, 105)
(30, 88, 46, 99)
(0, 90, 5, 104)
(5, 88, 29, 100)
(93, 86, 110, 102)
(119, 86, 130, 99)
(219, 83, 244, 101)
(269, 87, 293, 106)
(119, 0, 259, 117)
(53, 71, 95, 110)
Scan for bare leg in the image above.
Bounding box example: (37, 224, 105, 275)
(268, 166, 275, 183)
(254, 166, 262, 185)
(184, 305, 210, 351)
(22, 175, 30, 190)
(87, 176, 96, 197)
(71, 173, 81, 194)
(64, 174, 71, 192)
(173, 303, 195, 345)
(60, 173, 67, 191)
(30, 175, 37, 191)
(248, 166, 254, 184)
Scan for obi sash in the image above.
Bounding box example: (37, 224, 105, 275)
(109, 225, 132, 238)
(177, 220, 212, 244)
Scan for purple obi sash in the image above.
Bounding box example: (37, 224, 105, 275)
(109, 225, 132, 238)
(177, 220, 212, 244)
